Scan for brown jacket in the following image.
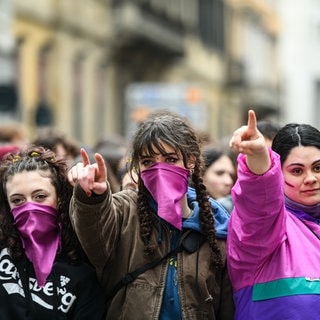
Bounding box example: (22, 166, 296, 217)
(69, 185, 234, 320)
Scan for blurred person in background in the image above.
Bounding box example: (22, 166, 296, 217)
(202, 146, 236, 214)
(0, 146, 105, 319)
(257, 120, 281, 147)
(0, 121, 29, 159)
(32, 127, 80, 168)
(94, 134, 128, 193)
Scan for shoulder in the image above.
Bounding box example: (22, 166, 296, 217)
(112, 189, 138, 207)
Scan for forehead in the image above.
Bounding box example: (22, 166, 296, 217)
(141, 142, 178, 156)
(284, 146, 320, 165)
(6, 170, 54, 194)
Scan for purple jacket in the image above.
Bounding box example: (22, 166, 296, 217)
(227, 150, 320, 320)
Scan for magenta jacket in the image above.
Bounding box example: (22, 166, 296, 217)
(227, 150, 320, 320)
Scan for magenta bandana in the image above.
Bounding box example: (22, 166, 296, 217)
(141, 162, 189, 230)
(11, 202, 61, 287)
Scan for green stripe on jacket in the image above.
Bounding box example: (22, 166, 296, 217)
(252, 277, 320, 301)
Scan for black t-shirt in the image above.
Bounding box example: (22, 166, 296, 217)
(0, 248, 106, 320)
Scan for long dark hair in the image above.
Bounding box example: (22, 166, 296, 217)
(272, 123, 320, 165)
(0, 145, 83, 263)
(129, 111, 222, 266)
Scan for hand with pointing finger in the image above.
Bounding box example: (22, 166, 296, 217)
(229, 110, 271, 175)
(68, 148, 107, 196)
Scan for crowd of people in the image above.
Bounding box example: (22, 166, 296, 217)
(2, 107, 320, 319)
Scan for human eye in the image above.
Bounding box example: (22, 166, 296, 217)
(10, 197, 24, 206)
(214, 170, 225, 176)
(290, 167, 303, 175)
(34, 193, 49, 202)
(140, 159, 153, 167)
(313, 164, 320, 173)
(166, 156, 178, 164)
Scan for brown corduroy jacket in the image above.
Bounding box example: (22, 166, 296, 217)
(69, 184, 234, 320)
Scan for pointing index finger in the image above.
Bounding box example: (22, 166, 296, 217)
(247, 109, 257, 132)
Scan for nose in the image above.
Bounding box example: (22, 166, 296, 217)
(224, 173, 234, 187)
(304, 172, 318, 184)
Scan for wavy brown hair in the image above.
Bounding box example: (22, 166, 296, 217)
(0, 145, 83, 263)
(129, 111, 222, 267)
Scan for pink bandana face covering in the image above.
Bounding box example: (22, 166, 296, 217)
(141, 162, 189, 230)
(11, 202, 61, 287)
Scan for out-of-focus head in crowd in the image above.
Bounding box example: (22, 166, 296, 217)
(0, 122, 29, 160)
(202, 146, 236, 200)
(32, 126, 80, 167)
(257, 120, 281, 147)
(94, 134, 128, 193)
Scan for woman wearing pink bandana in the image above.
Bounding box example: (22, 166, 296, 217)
(0, 146, 105, 319)
(68, 110, 234, 319)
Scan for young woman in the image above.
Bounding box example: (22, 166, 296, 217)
(68, 111, 234, 319)
(0, 146, 105, 319)
(228, 110, 320, 319)
(202, 147, 236, 213)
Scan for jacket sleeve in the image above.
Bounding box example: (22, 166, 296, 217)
(227, 149, 287, 290)
(69, 183, 136, 278)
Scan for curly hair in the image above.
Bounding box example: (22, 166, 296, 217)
(129, 111, 222, 267)
(0, 145, 83, 264)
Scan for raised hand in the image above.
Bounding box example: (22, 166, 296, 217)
(68, 148, 107, 196)
(229, 110, 271, 174)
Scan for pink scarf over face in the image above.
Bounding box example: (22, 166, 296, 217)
(141, 162, 189, 230)
(12, 202, 61, 287)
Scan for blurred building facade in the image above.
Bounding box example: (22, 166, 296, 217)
(0, 0, 17, 121)
(276, 0, 320, 127)
(3, 0, 280, 146)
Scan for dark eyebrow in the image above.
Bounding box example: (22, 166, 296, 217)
(313, 160, 320, 166)
(32, 189, 48, 194)
(286, 163, 303, 168)
(140, 152, 178, 159)
(163, 152, 178, 157)
(140, 154, 154, 159)
(9, 188, 47, 198)
(9, 193, 23, 198)
(286, 159, 320, 168)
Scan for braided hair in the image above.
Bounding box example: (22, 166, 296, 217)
(129, 111, 222, 267)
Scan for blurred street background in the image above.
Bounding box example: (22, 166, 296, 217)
(1, 0, 320, 147)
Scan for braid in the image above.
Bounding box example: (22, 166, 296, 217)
(191, 164, 222, 267)
(137, 181, 156, 256)
(129, 110, 224, 263)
